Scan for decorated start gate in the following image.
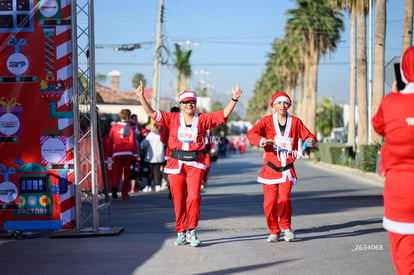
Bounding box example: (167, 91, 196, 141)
(0, 0, 119, 235)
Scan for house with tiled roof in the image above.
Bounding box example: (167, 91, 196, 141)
(96, 70, 174, 124)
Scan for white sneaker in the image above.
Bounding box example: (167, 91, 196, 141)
(283, 228, 295, 242)
(143, 186, 151, 192)
(266, 234, 279, 243)
(155, 185, 162, 192)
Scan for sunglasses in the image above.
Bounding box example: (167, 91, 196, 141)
(180, 100, 196, 105)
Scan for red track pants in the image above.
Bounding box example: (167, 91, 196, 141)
(112, 155, 134, 199)
(169, 164, 203, 232)
(263, 180, 293, 235)
(388, 231, 414, 275)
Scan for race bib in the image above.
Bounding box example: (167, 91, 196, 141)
(274, 136, 293, 151)
(177, 127, 197, 143)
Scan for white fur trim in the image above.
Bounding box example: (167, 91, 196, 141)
(178, 92, 197, 102)
(383, 217, 414, 234)
(164, 160, 206, 174)
(273, 96, 291, 106)
(154, 111, 162, 122)
(257, 174, 297, 185)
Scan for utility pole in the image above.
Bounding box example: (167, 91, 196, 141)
(151, 0, 164, 109)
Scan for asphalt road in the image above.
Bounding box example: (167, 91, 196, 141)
(0, 149, 395, 275)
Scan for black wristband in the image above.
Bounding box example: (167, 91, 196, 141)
(231, 98, 238, 102)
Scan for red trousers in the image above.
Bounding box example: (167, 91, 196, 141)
(169, 164, 203, 232)
(263, 180, 293, 235)
(389, 231, 414, 275)
(112, 156, 134, 199)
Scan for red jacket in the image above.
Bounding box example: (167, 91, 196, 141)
(153, 110, 227, 174)
(247, 113, 316, 184)
(108, 122, 138, 159)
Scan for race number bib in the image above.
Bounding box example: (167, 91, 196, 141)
(274, 136, 293, 151)
(177, 127, 197, 143)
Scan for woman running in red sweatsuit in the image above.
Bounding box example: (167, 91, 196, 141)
(136, 80, 242, 247)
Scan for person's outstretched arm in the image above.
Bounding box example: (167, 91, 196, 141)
(135, 80, 156, 118)
(223, 82, 243, 119)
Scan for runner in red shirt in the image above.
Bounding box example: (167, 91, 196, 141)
(247, 91, 316, 243)
(136, 80, 242, 247)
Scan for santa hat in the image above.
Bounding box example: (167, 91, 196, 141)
(401, 46, 414, 84)
(178, 91, 197, 102)
(270, 92, 291, 107)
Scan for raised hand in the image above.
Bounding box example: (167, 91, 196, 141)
(135, 80, 144, 97)
(232, 82, 242, 100)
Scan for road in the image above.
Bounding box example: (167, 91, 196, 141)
(0, 149, 394, 275)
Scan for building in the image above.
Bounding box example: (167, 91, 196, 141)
(96, 71, 174, 124)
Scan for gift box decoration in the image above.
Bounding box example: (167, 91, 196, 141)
(0, 97, 23, 137)
(40, 126, 68, 165)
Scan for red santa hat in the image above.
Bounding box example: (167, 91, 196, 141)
(178, 91, 197, 102)
(401, 46, 414, 83)
(270, 92, 291, 107)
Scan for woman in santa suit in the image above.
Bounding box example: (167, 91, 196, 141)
(247, 92, 316, 243)
(372, 46, 414, 275)
(136, 80, 242, 247)
(108, 109, 138, 200)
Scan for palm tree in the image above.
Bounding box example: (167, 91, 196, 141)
(371, 0, 387, 144)
(285, 0, 344, 132)
(316, 96, 344, 137)
(329, 0, 357, 149)
(173, 43, 192, 95)
(271, 37, 301, 115)
(403, 0, 413, 53)
(356, 1, 370, 146)
(131, 73, 146, 89)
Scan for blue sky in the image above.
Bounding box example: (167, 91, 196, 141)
(93, 0, 406, 115)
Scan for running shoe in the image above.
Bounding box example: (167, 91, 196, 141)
(266, 234, 279, 243)
(283, 228, 295, 242)
(186, 229, 201, 247)
(175, 232, 186, 245)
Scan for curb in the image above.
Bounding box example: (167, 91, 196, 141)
(310, 160, 385, 184)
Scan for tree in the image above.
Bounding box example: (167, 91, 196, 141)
(132, 73, 146, 89)
(355, 1, 370, 146)
(173, 43, 192, 95)
(315, 97, 344, 137)
(285, 0, 344, 132)
(371, 0, 387, 144)
(96, 73, 107, 84)
(403, 0, 413, 53)
(330, 0, 370, 147)
(328, 0, 357, 150)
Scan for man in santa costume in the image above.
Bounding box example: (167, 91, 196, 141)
(372, 46, 414, 275)
(107, 109, 138, 200)
(247, 92, 316, 243)
(136, 80, 242, 247)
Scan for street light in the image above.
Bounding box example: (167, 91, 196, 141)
(176, 40, 200, 50)
(114, 43, 141, 52)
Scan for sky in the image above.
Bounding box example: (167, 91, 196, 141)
(93, 0, 406, 117)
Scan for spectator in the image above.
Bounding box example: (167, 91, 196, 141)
(140, 123, 165, 192)
(107, 109, 138, 200)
